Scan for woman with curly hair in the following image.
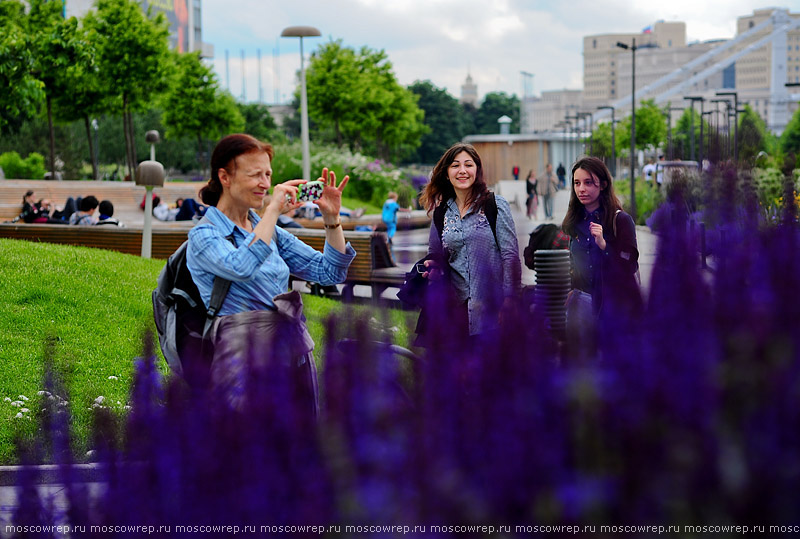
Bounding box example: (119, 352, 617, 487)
(418, 142, 521, 340)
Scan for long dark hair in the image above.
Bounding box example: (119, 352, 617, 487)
(420, 143, 489, 214)
(200, 134, 274, 207)
(561, 156, 623, 237)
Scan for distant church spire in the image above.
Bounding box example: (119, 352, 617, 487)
(460, 68, 478, 107)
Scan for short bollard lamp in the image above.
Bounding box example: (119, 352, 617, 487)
(136, 160, 165, 259)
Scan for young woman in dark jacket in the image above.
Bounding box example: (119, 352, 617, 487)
(562, 157, 643, 356)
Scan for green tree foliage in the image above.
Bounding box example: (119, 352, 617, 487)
(27, 0, 96, 179)
(780, 106, 800, 157)
(591, 121, 617, 159)
(0, 151, 45, 179)
(616, 99, 667, 153)
(162, 51, 244, 167)
(0, 0, 44, 133)
(738, 104, 769, 166)
(408, 80, 473, 164)
(238, 102, 281, 142)
(305, 40, 427, 161)
(475, 92, 520, 134)
(84, 0, 171, 179)
(670, 107, 708, 160)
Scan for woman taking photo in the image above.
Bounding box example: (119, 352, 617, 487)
(418, 142, 521, 340)
(187, 133, 355, 412)
(562, 157, 642, 356)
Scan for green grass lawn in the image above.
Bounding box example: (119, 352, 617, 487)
(0, 238, 413, 464)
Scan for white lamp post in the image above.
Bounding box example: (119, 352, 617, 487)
(281, 25, 321, 181)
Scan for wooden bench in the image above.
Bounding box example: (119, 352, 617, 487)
(0, 222, 189, 259)
(0, 180, 205, 225)
(0, 223, 408, 300)
(285, 228, 407, 300)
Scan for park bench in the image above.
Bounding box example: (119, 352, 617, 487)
(285, 228, 407, 301)
(0, 223, 407, 301)
(0, 180, 204, 225)
(0, 222, 189, 259)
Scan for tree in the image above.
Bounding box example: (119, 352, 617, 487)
(738, 104, 769, 166)
(305, 40, 361, 147)
(238, 102, 280, 142)
(780, 106, 800, 158)
(85, 0, 171, 180)
(305, 40, 426, 161)
(616, 99, 667, 154)
(0, 0, 44, 134)
(162, 52, 244, 171)
(475, 92, 520, 134)
(27, 0, 97, 179)
(408, 80, 472, 164)
(590, 121, 617, 159)
(671, 107, 709, 161)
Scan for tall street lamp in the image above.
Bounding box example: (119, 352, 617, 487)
(683, 96, 704, 163)
(665, 107, 683, 160)
(566, 114, 580, 161)
(711, 98, 731, 159)
(281, 25, 321, 181)
(91, 118, 99, 180)
(716, 91, 739, 162)
(617, 39, 637, 220)
(597, 106, 616, 177)
(578, 112, 593, 156)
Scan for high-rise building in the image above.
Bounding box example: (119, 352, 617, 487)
(461, 73, 478, 107)
(524, 90, 583, 133)
(583, 22, 687, 109)
(733, 8, 800, 128)
(63, 0, 213, 58)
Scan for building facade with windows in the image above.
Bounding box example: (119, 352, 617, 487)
(63, 0, 213, 58)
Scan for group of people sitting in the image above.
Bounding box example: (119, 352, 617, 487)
(140, 193, 207, 222)
(18, 190, 124, 227)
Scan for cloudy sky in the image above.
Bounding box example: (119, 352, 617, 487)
(202, 0, 772, 105)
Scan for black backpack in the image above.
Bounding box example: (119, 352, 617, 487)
(433, 192, 498, 246)
(152, 217, 235, 380)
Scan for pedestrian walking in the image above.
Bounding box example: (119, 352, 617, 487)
(537, 163, 558, 220)
(556, 163, 566, 190)
(381, 191, 411, 243)
(525, 170, 538, 219)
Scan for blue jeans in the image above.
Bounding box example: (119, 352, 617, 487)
(543, 194, 554, 218)
(565, 289, 597, 362)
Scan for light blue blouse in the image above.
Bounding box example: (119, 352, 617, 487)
(187, 206, 355, 315)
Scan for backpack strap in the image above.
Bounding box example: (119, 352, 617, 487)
(433, 192, 499, 248)
(613, 209, 621, 238)
(199, 215, 237, 337)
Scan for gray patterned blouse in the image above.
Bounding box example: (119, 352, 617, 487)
(427, 194, 521, 335)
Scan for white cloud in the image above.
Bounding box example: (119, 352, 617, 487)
(202, 0, 773, 104)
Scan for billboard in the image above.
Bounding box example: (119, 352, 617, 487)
(143, 0, 189, 53)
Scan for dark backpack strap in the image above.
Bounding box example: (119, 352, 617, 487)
(433, 201, 446, 242)
(201, 223, 237, 337)
(485, 192, 499, 247)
